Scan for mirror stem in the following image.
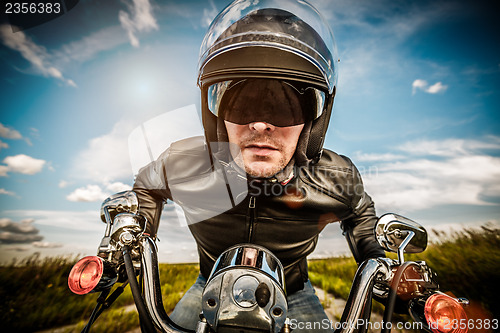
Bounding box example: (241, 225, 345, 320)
(103, 207, 113, 237)
(398, 231, 415, 265)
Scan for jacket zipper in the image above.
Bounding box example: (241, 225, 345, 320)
(247, 196, 256, 242)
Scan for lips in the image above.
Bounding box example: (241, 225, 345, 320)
(246, 144, 278, 150)
(245, 143, 279, 156)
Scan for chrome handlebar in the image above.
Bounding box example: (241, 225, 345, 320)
(90, 192, 441, 333)
(335, 258, 393, 333)
(138, 235, 412, 333)
(141, 237, 189, 333)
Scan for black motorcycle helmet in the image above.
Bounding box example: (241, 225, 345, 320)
(198, 0, 338, 164)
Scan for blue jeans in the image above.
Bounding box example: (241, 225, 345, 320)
(170, 274, 333, 332)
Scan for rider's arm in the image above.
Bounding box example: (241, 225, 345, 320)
(340, 157, 385, 263)
(341, 193, 385, 263)
(132, 153, 172, 239)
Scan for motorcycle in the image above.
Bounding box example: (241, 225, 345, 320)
(68, 191, 469, 333)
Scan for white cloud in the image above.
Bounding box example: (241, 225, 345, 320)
(0, 188, 17, 197)
(32, 241, 63, 248)
(412, 79, 448, 95)
(426, 220, 500, 241)
(362, 136, 500, 212)
(57, 25, 129, 64)
(0, 123, 33, 147)
(0, 217, 35, 231)
(72, 120, 134, 183)
(426, 81, 448, 94)
(65, 181, 131, 202)
(313, 0, 428, 34)
(0, 218, 43, 244)
(72, 106, 203, 185)
(0, 166, 8, 177)
(106, 181, 132, 193)
(29, 127, 39, 137)
(2, 245, 29, 252)
(2, 207, 188, 261)
(354, 152, 405, 162)
(411, 79, 428, 94)
(1, 154, 46, 176)
(66, 185, 108, 202)
(397, 137, 500, 157)
(0, 25, 76, 87)
(309, 0, 460, 97)
(0, 140, 8, 151)
(58, 180, 70, 188)
(0, 123, 22, 139)
(313, 0, 462, 41)
(5, 210, 102, 232)
(201, 0, 218, 28)
(119, 0, 159, 47)
(0, 232, 43, 244)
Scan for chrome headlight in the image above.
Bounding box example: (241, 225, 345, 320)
(202, 244, 287, 333)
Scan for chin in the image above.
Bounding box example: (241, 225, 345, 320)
(245, 162, 282, 178)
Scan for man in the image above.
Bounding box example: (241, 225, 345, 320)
(132, 1, 385, 331)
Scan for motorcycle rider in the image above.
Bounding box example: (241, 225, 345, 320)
(132, 0, 385, 331)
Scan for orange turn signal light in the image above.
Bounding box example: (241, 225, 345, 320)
(424, 293, 468, 333)
(68, 256, 117, 295)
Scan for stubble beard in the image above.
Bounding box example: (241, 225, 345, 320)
(236, 134, 290, 178)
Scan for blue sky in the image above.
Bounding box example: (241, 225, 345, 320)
(0, 0, 499, 263)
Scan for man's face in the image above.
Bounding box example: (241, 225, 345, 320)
(225, 120, 304, 178)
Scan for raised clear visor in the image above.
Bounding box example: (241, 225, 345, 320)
(198, 0, 338, 93)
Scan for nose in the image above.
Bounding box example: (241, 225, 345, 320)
(249, 122, 275, 132)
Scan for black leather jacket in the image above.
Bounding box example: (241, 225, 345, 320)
(133, 136, 385, 294)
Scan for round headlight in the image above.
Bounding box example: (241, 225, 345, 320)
(232, 275, 259, 308)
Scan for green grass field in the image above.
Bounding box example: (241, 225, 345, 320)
(0, 255, 200, 332)
(1, 226, 498, 332)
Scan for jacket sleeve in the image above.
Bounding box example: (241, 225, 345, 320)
(132, 151, 172, 238)
(340, 157, 385, 263)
